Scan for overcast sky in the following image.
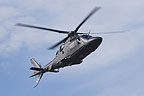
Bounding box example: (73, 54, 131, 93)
(0, 0, 144, 96)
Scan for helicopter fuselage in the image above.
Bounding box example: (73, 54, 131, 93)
(43, 35, 102, 72)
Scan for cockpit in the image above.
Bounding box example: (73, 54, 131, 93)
(81, 35, 92, 40)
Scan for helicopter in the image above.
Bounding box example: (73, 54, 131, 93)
(16, 7, 124, 87)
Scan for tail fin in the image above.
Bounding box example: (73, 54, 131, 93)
(30, 58, 41, 68)
(30, 58, 44, 88)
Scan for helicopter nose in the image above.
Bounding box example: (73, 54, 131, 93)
(97, 37, 102, 42)
(89, 37, 102, 48)
(86, 37, 102, 52)
(92, 37, 102, 43)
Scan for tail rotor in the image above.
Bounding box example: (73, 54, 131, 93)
(30, 58, 44, 88)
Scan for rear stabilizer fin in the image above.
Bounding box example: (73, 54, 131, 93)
(30, 58, 41, 68)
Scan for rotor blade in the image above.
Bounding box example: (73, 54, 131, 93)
(77, 31, 127, 34)
(74, 7, 101, 32)
(16, 23, 69, 34)
(34, 73, 43, 88)
(90, 31, 127, 34)
(48, 36, 69, 49)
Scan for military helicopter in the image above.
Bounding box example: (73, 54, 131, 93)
(16, 7, 124, 87)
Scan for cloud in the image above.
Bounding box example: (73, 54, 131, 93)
(0, 27, 7, 40)
(0, 6, 37, 55)
(0, 6, 20, 21)
(64, 53, 144, 96)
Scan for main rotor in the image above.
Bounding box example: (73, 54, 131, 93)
(16, 7, 101, 49)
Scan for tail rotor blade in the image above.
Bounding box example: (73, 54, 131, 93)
(34, 73, 44, 88)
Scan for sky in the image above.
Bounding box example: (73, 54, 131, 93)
(0, 0, 144, 96)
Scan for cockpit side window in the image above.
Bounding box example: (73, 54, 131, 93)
(56, 44, 65, 55)
(59, 45, 65, 54)
(56, 50, 60, 55)
(81, 35, 92, 40)
(60, 45, 64, 51)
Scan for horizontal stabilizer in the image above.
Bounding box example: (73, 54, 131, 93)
(30, 67, 43, 71)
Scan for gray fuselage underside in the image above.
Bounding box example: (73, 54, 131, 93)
(44, 36, 102, 70)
